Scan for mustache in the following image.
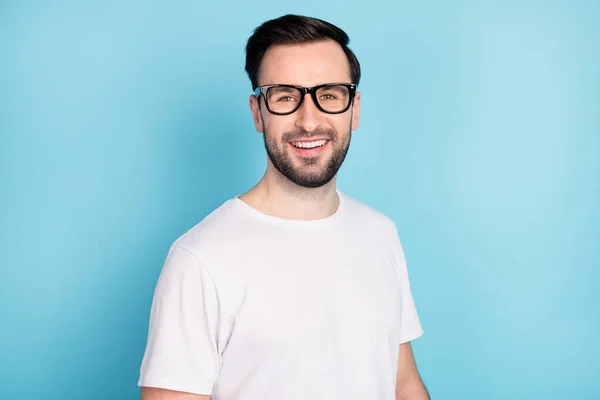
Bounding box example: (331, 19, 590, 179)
(282, 127, 337, 142)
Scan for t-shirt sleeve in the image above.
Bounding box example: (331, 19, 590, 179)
(391, 227, 424, 344)
(138, 244, 221, 395)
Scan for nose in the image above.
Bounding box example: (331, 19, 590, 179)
(294, 93, 323, 132)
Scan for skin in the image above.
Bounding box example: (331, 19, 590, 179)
(240, 40, 360, 221)
(141, 39, 428, 400)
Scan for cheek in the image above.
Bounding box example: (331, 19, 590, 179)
(265, 115, 351, 139)
(329, 116, 352, 136)
(265, 116, 293, 139)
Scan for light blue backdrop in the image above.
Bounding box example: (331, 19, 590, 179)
(1, 1, 598, 399)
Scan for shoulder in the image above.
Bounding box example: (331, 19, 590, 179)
(170, 197, 250, 258)
(340, 192, 399, 238)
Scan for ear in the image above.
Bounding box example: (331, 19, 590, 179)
(249, 94, 264, 133)
(351, 91, 361, 131)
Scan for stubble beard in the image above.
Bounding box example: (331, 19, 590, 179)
(263, 124, 352, 189)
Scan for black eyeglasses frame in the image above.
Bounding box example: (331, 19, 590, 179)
(254, 83, 357, 116)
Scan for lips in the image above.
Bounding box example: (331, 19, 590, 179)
(288, 139, 330, 157)
(290, 139, 329, 149)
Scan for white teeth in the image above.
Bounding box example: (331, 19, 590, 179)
(292, 140, 328, 149)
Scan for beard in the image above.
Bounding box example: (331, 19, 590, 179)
(263, 124, 352, 189)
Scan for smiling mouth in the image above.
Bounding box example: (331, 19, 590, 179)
(290, 139, 330, 149)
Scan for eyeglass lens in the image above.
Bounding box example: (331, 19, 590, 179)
(266, 85, 351, 114)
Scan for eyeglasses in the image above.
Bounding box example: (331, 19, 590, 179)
(254, 83, 357, 115)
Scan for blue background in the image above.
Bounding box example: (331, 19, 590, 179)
(1, 1, 598, 399)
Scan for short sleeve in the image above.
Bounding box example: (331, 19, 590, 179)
(138, 244, 221, 395)
(391, 228, 424, 343)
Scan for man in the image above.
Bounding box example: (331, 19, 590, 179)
(138, 14, 429, 400)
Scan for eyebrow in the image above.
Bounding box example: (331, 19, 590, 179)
(270, 86, 298, 94)
(320, 86, 347, 93)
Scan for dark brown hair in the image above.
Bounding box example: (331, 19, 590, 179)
(245, 14, 361, 90)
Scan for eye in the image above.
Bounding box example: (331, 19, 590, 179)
(320, 93, 337, 100)
(277, 96, 297, 102)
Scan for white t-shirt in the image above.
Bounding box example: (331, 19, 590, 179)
(138, 191, 423, 399)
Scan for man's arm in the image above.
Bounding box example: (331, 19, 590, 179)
(141, 387, 210, 400)
(395, 342, 429, 400)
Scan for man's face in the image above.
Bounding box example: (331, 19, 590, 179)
(250, 40, 361, 188)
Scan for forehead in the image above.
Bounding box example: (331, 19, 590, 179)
(258, 40, 352, 87)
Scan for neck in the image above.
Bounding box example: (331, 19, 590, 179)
(238, 163, 340, 221)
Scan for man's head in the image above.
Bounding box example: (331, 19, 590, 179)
(245, 15, 361, 189)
